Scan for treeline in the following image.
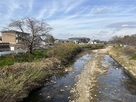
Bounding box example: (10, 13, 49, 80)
(110, 34, 136, 59)
(110, 34, 136, 47)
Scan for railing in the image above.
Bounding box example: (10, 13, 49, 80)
(0, 50, 27, 56)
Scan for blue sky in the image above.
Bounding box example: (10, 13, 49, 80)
(0, 0, 136, 40)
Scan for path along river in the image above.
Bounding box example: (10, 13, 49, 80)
(23, 49, 136, 102)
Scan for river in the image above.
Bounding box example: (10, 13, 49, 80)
(23, 53, 136, 102)
(93, 55, 136, 102)
(23, 53, 92, 102)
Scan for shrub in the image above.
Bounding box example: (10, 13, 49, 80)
(14, 53, 34, 62)
(131, 54, 136, 60)
(79, 44, 105, 49)
(48, 43, 81, 64)
(0, 55, 14, 67)
(33, 50, 48, 59)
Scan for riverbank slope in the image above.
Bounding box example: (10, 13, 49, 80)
(109, 46, 136, 81)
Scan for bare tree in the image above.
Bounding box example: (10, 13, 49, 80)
(110, 36, 123, 44)
(110, 34, 136, 50)
(6, 17, 52, 54)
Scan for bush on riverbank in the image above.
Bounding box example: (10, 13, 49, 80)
(48, 43, 82, 64)
(48, 43, 105, 65)
(79, 44, 105, 49)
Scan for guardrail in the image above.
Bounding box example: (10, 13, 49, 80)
(0, 50, 27, 56)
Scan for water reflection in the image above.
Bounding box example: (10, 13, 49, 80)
(94, 55, 136, 102)
(23, 54, 136, 102)
(23, 54, 92, 102)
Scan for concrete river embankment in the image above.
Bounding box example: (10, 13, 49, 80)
(23, 50, 136, 102)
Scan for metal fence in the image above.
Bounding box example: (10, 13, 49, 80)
(0, 50, 27, 56)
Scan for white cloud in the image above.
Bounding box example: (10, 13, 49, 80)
(0, 0, 136, 40)
(64, 0, 86, 13)
(37, 8, 48, 19)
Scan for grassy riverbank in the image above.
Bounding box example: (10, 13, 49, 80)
(0, 43, 105, 102)
(0, 50, 48, 67)
(0, 58, 60, 102)
(109, 45, 136, 80)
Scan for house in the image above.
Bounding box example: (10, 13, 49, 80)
(1, 30, 29, 44)
(0, 42, 10, 51)
(69, 37, 90, 44)
(1, 30, 29, 50)
(93, 40, 107, 44)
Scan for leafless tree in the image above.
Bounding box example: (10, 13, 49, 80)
(6, 17, 52, 54)
(110, 36, 123, 44)
(110, 34, 136, 50)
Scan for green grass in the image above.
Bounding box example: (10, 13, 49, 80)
(0, 50, 48, 67)
(0, 55, 14, 67)
(131, 54, 136, 60)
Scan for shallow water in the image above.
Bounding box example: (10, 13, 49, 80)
(23, 54, 92, 102)
(93, 55, 136, 102)
(23, 54, 136, 102)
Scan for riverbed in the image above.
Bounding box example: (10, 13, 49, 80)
(93, 55, 136, 102)
(23, 53, 92, 102)
(23, 53, 136, 102)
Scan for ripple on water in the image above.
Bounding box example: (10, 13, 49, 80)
(94, 55, 136, 102)
(23, 54, 92, 102)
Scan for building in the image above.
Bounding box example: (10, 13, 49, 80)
(69, 37, 90, 44)
(0, 42, 10, 51)
(1, 30, 29, 50)
(1, 30, 29, 44)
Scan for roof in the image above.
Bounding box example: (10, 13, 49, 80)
(69, 37, 90, 40)
(1, 30, 29, 35)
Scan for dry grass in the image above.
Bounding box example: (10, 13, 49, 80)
(109, 46, 136, 80)
(48, 43, 81, 64)
(0, 58, 61, 102)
